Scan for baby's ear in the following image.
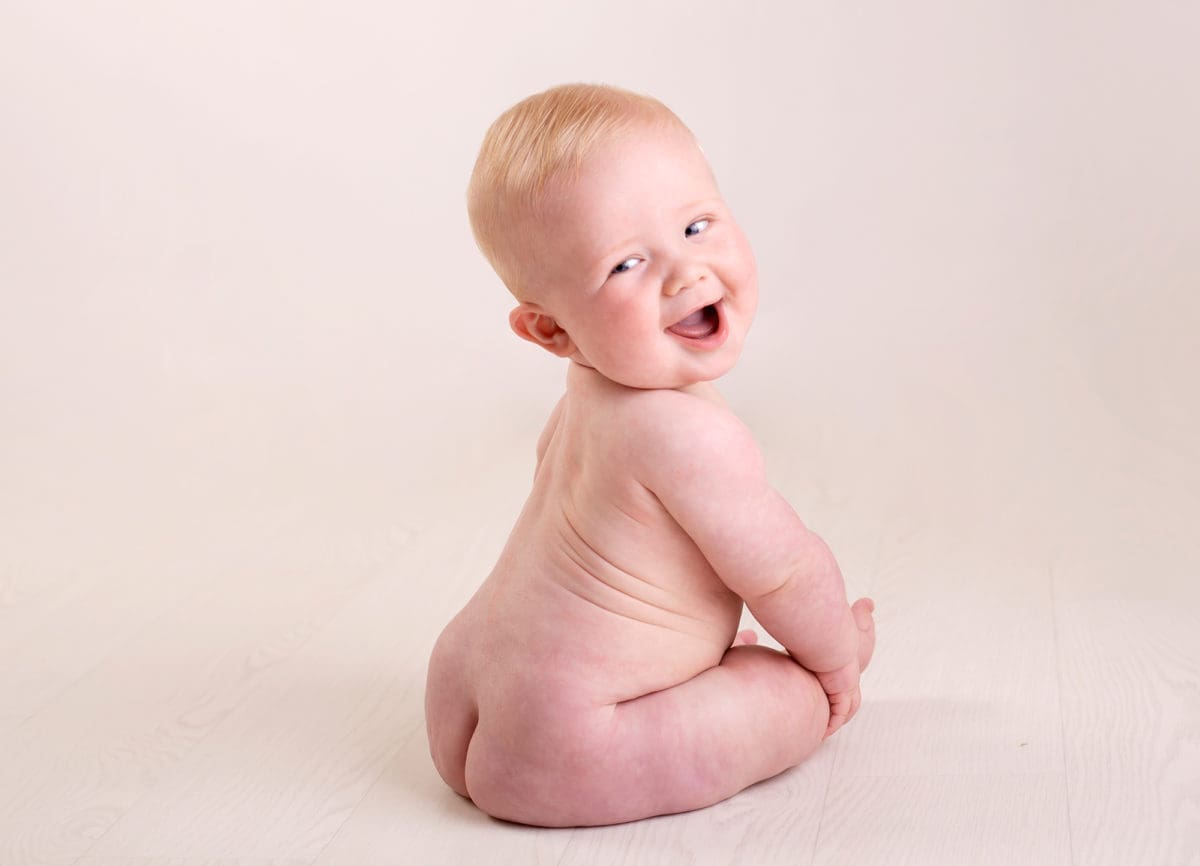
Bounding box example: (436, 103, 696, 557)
(509, 303, 576, 358)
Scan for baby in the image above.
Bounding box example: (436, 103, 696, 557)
(425, 83, 876, 828)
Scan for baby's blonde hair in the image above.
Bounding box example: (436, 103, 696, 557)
(467, 82, 692, 300)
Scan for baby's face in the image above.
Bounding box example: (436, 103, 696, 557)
(520, 124, 758, 390)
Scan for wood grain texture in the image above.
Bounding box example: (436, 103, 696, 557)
(75, 859, 311, 866)
(1049, 443, 1200, 866)
(813, 773, 1073, 866)
(76, 519, 498, 864)
(0, 560, 207, 733)
(0, 523, 411, 866)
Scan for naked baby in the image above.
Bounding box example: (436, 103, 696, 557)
(425, 83, 876, 828)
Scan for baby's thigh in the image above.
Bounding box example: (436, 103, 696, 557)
(466, 646, 829, 827)
(607, 646, 828, 815)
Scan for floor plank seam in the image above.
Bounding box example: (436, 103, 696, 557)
(808, 733, 845, 865)
(835, 770, 1072, 780)
(283, 655, 437, 866)
(1047, 559, 1078, 866)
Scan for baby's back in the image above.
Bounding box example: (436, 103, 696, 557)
(440, 369, 744, 715)
(424, 366, 752, 802)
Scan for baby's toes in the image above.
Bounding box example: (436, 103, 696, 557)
(730, 629, 758, 647)
(852, 598, 876, 672)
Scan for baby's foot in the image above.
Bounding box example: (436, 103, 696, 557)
(730, 629, 758, 647)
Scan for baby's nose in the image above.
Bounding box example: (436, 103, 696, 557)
(664, 264, 706, 296)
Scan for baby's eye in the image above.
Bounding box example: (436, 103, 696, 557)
(685, 218, 711, 237)
(610, 257, 641, 276)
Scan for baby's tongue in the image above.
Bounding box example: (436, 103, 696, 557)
(667, 305, 717, 338)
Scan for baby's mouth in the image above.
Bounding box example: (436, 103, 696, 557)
(666, 303, 720, 339)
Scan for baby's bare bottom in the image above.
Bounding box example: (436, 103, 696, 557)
(463, 644, 830, 828)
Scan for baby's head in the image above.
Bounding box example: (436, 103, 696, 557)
(468, 83, 757, 390)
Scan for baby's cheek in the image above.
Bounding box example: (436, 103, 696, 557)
(610, 300, 653, 339)
(587, 305, 650, 375)
(731, 241, 758, 297)
(733, 232, 757, 274)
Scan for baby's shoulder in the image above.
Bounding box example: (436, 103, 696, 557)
(614, 388, 763, 478)
(616, 385, 728, 428)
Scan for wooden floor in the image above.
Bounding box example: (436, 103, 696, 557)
(1, 349, 1196, 866)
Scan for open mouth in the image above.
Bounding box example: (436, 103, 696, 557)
(666, 303, 721, 340)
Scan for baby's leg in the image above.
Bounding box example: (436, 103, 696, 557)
(467, 645, 829, 827)
(601, 645, 829, 823)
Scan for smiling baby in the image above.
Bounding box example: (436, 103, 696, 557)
(424, 82, 875, 828)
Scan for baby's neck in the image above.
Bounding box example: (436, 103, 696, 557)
(566, 360, 726, 407)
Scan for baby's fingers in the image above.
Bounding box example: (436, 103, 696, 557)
(823, 687, 862, 739)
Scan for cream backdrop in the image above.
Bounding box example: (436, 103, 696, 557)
(3, 3, 1197, 605)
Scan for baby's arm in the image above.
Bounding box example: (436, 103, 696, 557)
(632, 396, 866, 735)
(739, 522, 866, 737)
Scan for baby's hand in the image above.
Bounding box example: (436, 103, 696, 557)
(816, 597, 876, 738)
